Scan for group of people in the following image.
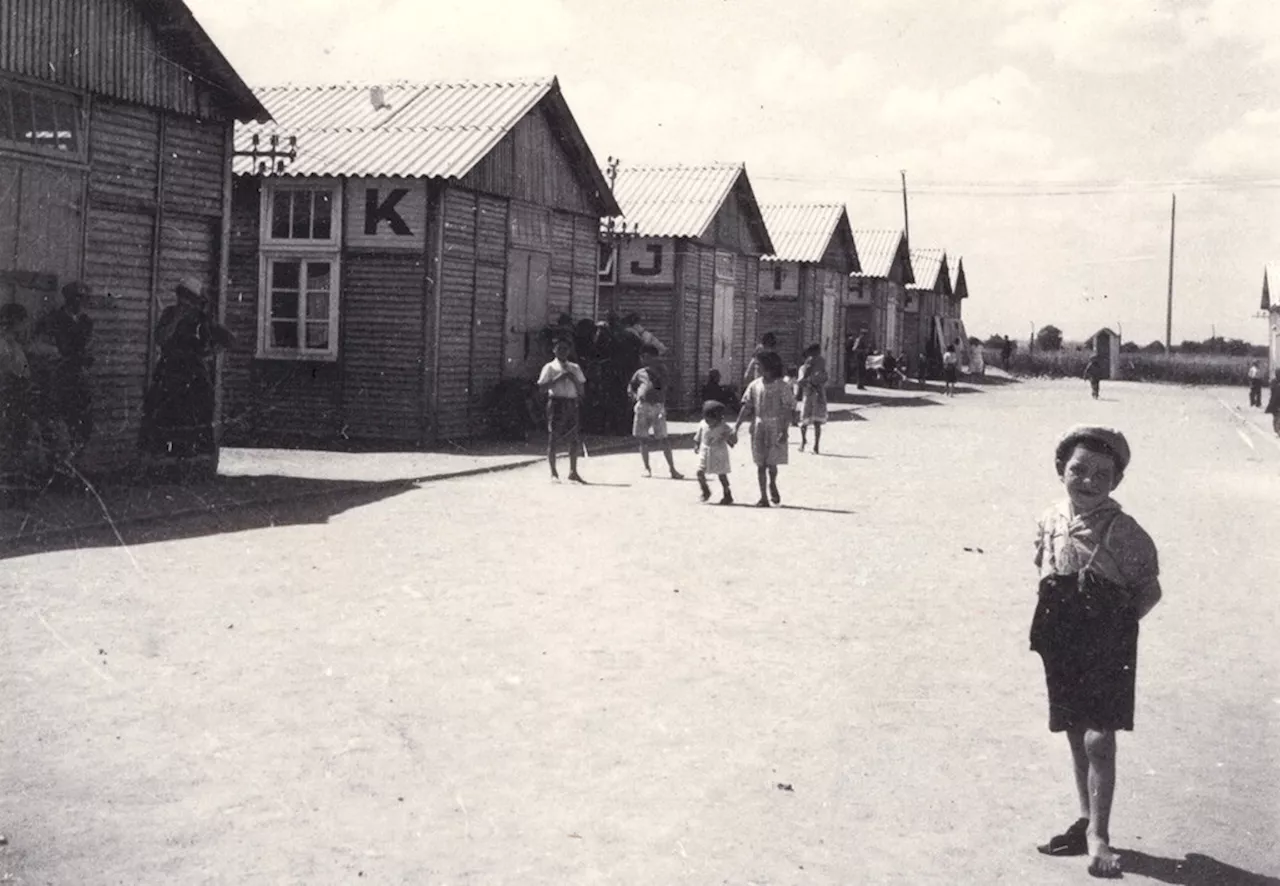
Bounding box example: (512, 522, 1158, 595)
(0, 276, 233, 494)
(536, 330, 832, 508)
(1, 282, 96, 489)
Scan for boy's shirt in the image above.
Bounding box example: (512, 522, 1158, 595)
(537, 358, 585, 399)
(629, 366, 666, 405)
(1034, 498, 1160, 598)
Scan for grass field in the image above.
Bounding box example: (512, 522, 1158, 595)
(986, 348, 1261, 386)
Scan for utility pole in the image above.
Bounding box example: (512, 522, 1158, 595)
(900, 170, 910, 253)
(1165, 193, 1176, 352)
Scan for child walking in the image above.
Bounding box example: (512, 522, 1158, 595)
(692, 400, 735, 504)
(1083, 356, 1105, 399)
(628, 344, 684, 479)
(1029, 425, 1163, 879)
(733, 350, 794, 508)
(942, 344, 959, 397)
(536, 336, 587, 483)
(796, 343, 828, 453)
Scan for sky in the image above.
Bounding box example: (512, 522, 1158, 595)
(189, 0, 1280, 346)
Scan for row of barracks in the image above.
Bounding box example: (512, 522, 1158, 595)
(2, 0, 970, 473)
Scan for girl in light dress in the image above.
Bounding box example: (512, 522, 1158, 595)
(733, 350, 795, 508)
(692, 399, 735, 504)
(796, 343, 828, 454)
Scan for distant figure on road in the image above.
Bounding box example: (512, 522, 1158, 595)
(1266, 368, 1280, 437)
(692, 399, 734, 505)
(1247, 361, 1264, 408)
(1001, 335, 1015, 370)
(537, 335, 587, 484)
(796, 344, 828, 454)
(942, 344, 959, 397)
(734, 349, 794, 508)
(1030, 425, 1163, 880)
(1084, 356, 1105, 399)
(628, 344, 684, 480)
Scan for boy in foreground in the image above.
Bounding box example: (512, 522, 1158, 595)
(1030, 425, 1163, 879)
(628, 344, 683, 479)
(536, 337, 587, 483)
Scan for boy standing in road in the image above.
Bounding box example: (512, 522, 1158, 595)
(1030, 425, 1163, 879)
(537, 336, 587, 483)
(628, 344, 684, 479)
(1084, 356, 1105, 399)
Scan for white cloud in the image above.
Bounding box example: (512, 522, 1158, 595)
(751, 47, 876, 108)
(1179, 0, 1280, 65)
(880, 66, 1040, 126)
(1191, 109, 1280, 176)
(999, 0, 1185, 73)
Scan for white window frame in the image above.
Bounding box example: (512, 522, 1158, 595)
(256, 253, 341, 361)
(257, 179, 342, 360)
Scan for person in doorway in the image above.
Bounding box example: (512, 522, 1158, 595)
(537, 335, 587, 483)
(1247, 361, 1264, 408)
(743, 332, 779, 387)
(734, 350, 794, 507)
(796, 343, 828, 453)
(34, 281, 95, 461)
(692, 399, 734, 505)
(1266, 368, 1280, 437)
(850, 329, 870, 390)
(942, 344, 959, 397)
(699, 368, 736, 409)
(1030, 425, 1163, 880)
(628, 344, 684, 479)
(1084, 356, 1105, 400)
(139, 278, 234, 474)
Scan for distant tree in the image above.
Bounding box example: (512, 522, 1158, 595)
(968, 336, 983, 347)
(1142, 340, 1166, 353)
(1120, 341, 1141, 353)
(1179, 340, 1202, 354)
(984, 334, 1005, 348)
(1035, 325, 1064, 352)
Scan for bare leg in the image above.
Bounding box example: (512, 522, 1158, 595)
(813, 424, 822, 454)
(718, 474, 732, 504)
(697, 470, 711, 500)
(1067, 730, 1092, 820)
(768, 465, 780, 504)
(755, 466, 769, 506)
(639, 439, 652, 475)
(547, 436, 558, 478)
(661, 439, 683, 478)
(567, 437, 584, 482)
(799, 425, 808, 451)
(1084, 729, 1120, 877)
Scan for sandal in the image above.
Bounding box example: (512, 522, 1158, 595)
(1037, 818, 1088, 856)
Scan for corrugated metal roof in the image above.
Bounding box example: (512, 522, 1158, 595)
(851, 229, 907, 279)
(236, 77, 556, 178)
(759, 204, 851, 264)
(907, 248, 947, 292)
(1263, 263, 1279, 310)
(155, 0, 271, 122)
(608, 163, 744, 239)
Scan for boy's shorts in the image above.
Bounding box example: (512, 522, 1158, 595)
(632, 401, 668, 439)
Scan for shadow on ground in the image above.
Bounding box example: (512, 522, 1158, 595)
(1118, 850, 1280, 885)
(2, 475, 423, 561)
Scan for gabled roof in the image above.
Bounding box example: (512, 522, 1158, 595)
(235, 77, 619, 214)
(954, 257, 969, 300)
(759, 204, 860, 269)
(1263, 264, 1279, 311)
(906, 248, 951, 296)
(139, 0, 270, 122)
(851, 229, 915, 284)
(607, 163, 774, 253)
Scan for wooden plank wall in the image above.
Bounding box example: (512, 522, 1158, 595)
(77, 98, 226, 470)
(435, 187, 478, 441)
(0, 0, 217, 119)
(222, 178, 342, 444)
(469, 193, 507, 439)
(569, 215, 596, 318)
(341, 253, 427, 443)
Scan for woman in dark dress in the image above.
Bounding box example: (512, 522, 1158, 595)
(139, 278, 233, 473)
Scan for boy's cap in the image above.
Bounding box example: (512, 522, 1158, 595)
(702, 399, 726, 414)
(1057, 425, 1131, 473)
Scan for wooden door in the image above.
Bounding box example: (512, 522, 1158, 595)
(712, 279, 734, 379)
(504, 248, 550, 378)
(821, 291, 836, 368)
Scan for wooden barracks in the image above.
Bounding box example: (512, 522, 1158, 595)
(221, 78, 619, 447)
(0, 0, 268, 473)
